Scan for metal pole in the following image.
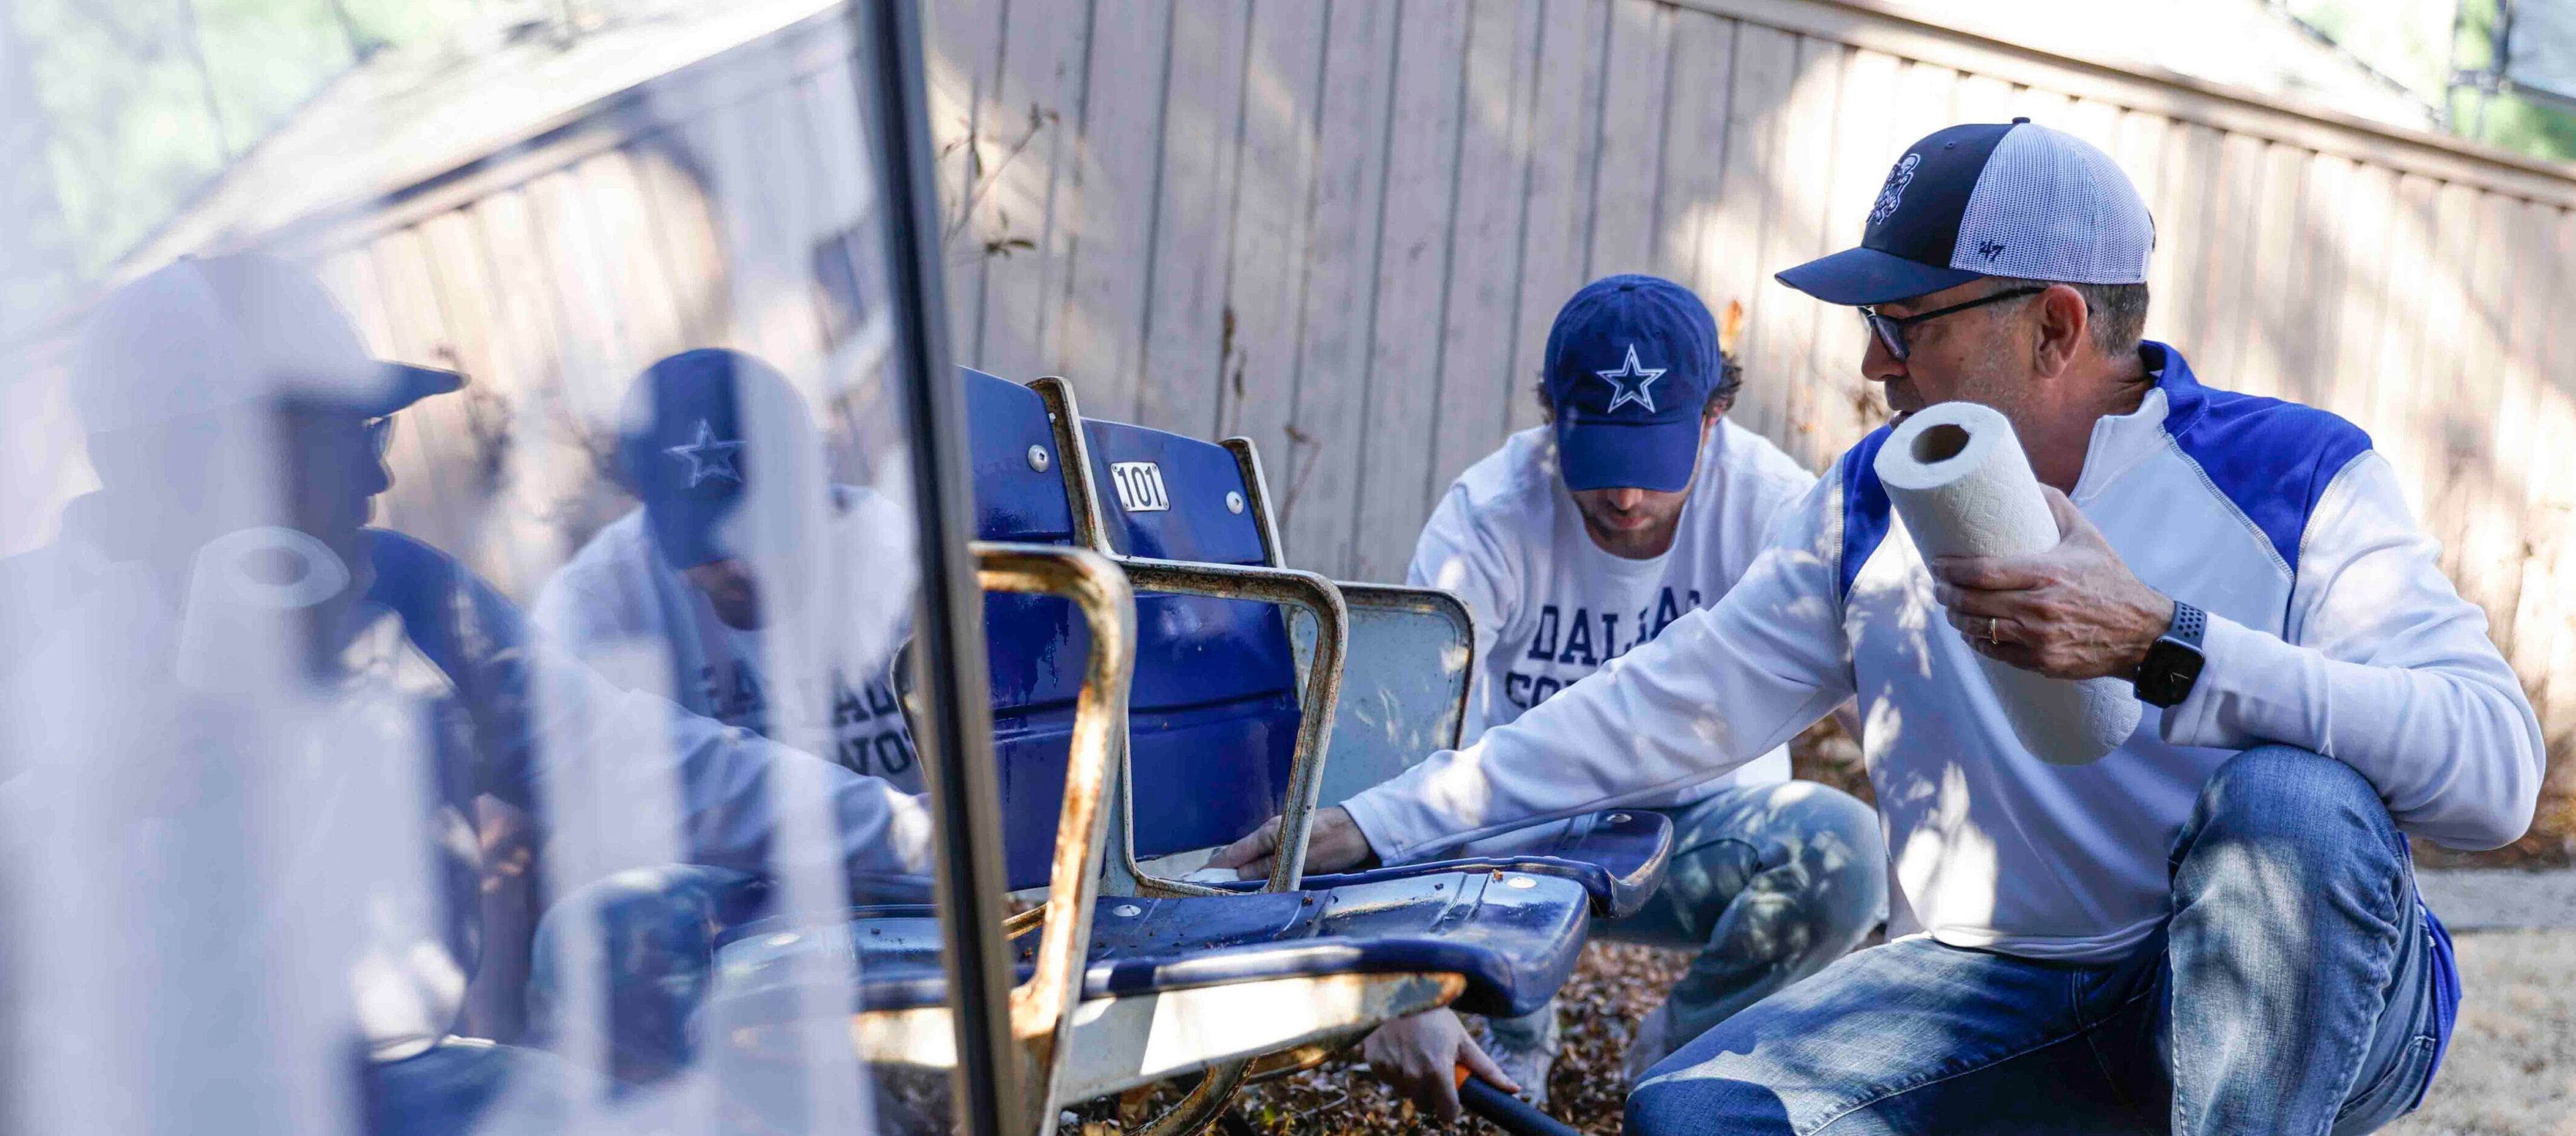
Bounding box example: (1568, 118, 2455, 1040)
(852, 0, 1022, 1131)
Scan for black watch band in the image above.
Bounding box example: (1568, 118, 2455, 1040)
(2133, 599, 2206, 708)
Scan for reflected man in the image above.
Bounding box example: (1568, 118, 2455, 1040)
(534, 348, 919, 791)
(0, 253, 932, 1131)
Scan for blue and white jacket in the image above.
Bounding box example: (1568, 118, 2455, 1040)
(1345, 342, 2541, 1019)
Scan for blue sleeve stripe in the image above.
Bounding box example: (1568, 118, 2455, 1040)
(2147, 342, 2373, 577)
(1837, 425, 1896, 602)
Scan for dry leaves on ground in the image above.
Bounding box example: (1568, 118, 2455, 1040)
(1058, 942, 1692, 1135)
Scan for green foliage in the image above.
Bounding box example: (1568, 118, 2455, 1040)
(2, 0, 483, 324)
(2450, 0, 2576, 164)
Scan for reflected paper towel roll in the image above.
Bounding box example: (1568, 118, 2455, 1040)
(175, 526, 352, 694)
(1874, 402, 2141, 765)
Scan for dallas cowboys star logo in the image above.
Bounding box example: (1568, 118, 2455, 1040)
(664, 419, 744, 488)
(1594, 344, 1667, 414)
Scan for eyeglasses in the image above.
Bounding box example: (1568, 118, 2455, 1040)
(364, 416, 394, 458)
(1857, 286, 2047, 361)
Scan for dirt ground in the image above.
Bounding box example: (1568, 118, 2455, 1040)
(1074, 930, 2575, 1135)
(2387, 930, 2576, 1136)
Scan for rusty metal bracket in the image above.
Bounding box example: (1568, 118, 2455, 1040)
(972, 540, 1134, 1122)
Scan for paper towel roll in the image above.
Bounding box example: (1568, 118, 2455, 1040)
(175, 526, 351, 694)
(1874, 402, 2141, 765)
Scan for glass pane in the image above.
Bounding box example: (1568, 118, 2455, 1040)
(0, 2, 973, 1131)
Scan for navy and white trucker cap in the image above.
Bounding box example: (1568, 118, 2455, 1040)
(73, 252, 463, 436)
(1543, 274, 1724, 494)
(1776, 119, 2153, 306)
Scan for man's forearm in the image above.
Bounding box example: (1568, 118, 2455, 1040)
(2162, 613, 2542, 850)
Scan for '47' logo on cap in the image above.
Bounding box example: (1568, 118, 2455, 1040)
(1110, 461, 1170, 512)
(1868, 152, 1920, 227)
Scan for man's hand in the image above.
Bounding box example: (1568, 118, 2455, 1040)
(1361, 1008, 1518, 1124)
(1206, 805, 1372, 881)
(1930, 485, 2174, 681)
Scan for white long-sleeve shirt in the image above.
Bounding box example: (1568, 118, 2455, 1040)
(533, 493, 922, 792)
(1343, 343, 2542, 963)
(1408, 420, 1811, 798)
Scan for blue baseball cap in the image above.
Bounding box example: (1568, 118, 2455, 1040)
(616, 348, 817, 570)
(1544, 275, 1723, 494)
(1776, 120, 2152, 306)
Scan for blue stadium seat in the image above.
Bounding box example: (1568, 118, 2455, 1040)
(1045, 385, 1673, 920)
(701, 370, 1596, 1123)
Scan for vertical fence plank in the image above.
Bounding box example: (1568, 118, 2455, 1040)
(1762, 34, 1845, 468)
(1057, 0, 1176, 420)
(1276, 0, 1404, 575)
(1137, 0, 1255, 436)
(2525, 209, 2576, 730)
(2146, 123, 2218, 349)
(1218, 0, 1331, 504)
(1586, 0, 1674, 276)
(1653, 9, 1740, 301)
(2451, 189, 2523, 638)
(2061, 94, 2121, 149)
(369, 227, 478, 563)
(2237, 143, 2310, 400)
(2188, 132, 2269, 390)
(1500, 0, 1611, 441)
(2368, 174, 2441, 518)
(1951, 72, 2012, 123)
(2321, 162, 2395, 431)
(926, 0, 1010, 354)
(1803, 45, 1902, 459)
(1698, 21, 1796, 442)
(1349, 0, 1476, 578)
(1424, 0, 1544, 503)
(2418, 181, 2484, 578)
(961, 0, 1093, 381)
(1886, 60, 1961, 175)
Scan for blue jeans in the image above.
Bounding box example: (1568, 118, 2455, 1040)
(1491, 780, 1888, 1061)
(1627, 746, 2450, 1136)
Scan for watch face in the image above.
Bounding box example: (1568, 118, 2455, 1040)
(2139, 640, 2206, 707)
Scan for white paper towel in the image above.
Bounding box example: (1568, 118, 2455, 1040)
(1873, 402, 2141, 765)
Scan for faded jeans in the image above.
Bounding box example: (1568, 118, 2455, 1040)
(1489, 780, 1888, 1066)
(1626, 745, 2453, 1136)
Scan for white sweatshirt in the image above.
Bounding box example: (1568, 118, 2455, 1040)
(534, 490, 924, 794)
(1343, 344, 2543, 962)
(1407, 420, 1813, 799)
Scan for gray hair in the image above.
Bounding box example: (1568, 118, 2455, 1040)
(1992, 277, 2150, 360)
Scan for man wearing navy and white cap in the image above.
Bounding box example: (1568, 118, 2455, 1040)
(535, 348, 920, 791)
(1305, 274, 1884, 1117)
(0, 253, 934, 1130)
(1220, 120, 2542, 1132)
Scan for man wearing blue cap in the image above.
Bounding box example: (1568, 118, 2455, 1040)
(0, 253, 934, 1129)
(1221, 122, 2540, 1132)
(534, 348, 919, 791)
(1250, 275, 1887, 1118)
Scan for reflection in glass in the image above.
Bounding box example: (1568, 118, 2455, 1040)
(1, 5, 944, 1133)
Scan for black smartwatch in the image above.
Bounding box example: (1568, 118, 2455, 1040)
(2133, 599, 2207, 708)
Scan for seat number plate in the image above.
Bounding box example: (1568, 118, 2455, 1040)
(1109, 461, 1170, 512)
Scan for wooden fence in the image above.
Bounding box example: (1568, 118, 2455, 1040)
(6, 0, 2571, 762)
(926, 0, 2576, 742)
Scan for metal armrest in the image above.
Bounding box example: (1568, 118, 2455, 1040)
(970, 541, 1134, 1112)
(1114, 557, 1347, 895)
(1029, 376, 1349, 896)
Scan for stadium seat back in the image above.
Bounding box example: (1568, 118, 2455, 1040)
(962, 369, 1098, 889)
(1078, 419, 1302, 865)
(964, 371, 1299, 887)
